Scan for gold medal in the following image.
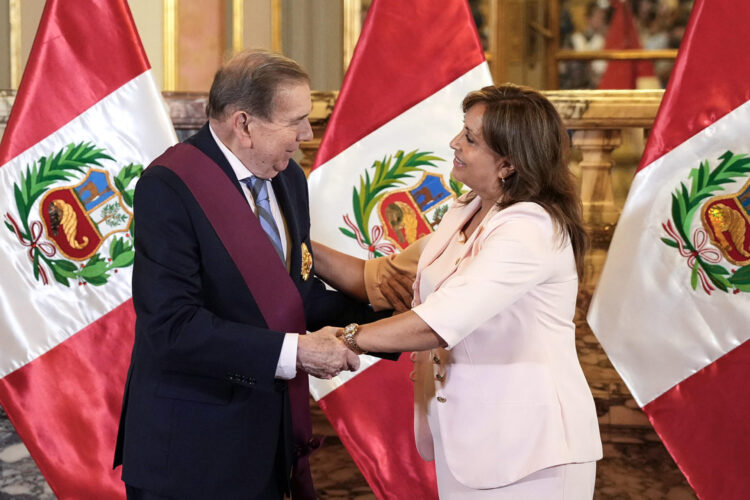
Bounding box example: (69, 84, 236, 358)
(301, 242, 312, 281)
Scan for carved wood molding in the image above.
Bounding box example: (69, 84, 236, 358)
(0, 88, 664, 131)
(544, 90, 664, 129)
(0, 89, 663, 168)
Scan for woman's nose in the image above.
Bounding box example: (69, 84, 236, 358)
(449, 133, 460, 150)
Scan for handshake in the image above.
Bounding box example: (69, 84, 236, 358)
(296, 326, 360, 379)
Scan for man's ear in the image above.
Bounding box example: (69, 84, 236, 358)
(230, 110, 253, 145)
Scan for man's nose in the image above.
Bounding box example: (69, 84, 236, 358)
(298, 119, 313, 142)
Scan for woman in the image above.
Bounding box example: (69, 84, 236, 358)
(314, 84, 602, 498)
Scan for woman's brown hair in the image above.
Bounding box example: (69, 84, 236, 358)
(462, 84, 588, 276)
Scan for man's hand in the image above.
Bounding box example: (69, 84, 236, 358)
(378, 270, 415, 313)
(297, 327, 360, 379)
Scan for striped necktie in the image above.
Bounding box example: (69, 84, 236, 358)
(242, 176, 285, 263)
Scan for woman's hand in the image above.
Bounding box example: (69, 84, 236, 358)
(377, 269, 415, 313)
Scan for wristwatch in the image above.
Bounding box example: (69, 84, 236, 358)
(340, 323, 367, 355)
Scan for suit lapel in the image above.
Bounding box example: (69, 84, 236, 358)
(188, 124, 302, 282)
(271, 169, 301, 282)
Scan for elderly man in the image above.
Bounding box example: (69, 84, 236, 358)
(114, 50, 376, 500)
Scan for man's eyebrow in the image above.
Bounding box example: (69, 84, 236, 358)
(286, 111, 310, 123)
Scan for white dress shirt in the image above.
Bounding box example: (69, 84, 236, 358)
(209, 125, 298, 380)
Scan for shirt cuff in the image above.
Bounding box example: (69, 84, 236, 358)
(275, 333, 299, 380)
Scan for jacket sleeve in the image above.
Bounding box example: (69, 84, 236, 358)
(411, 207, 561, 348)
(363, 234, 428, 311)
(131, 168, 284, 390)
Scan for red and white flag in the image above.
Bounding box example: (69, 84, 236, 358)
(597, 0, 655, 89)
(0, 1, 176, 497)
(588, 1, 750, 498)
(308, 0, 491, 497)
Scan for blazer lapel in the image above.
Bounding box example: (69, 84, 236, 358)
(461, 204, 499, 250)
(417, 196, 481, 271)
(271, 170, 301, 281)
(414, 197, 501, 304)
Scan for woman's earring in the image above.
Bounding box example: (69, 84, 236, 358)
(500, 176, 506, 186)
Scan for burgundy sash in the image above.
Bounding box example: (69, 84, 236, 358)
(154, 143, 315, 499)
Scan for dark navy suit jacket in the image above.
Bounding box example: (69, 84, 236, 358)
(114, 124, 381, 499)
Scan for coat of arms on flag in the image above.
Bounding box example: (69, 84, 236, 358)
(660, 151, 750, 294)
(340, 149, 463, 258)
(5, 142, 141, 286)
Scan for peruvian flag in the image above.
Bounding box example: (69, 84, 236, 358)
(597, 0, 655, 89)
(308, 0, 491, 497)
(0, 0, 175, 498)
(588, 0, 750, 498)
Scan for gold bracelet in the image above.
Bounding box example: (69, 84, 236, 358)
(340, 323, 367, 355)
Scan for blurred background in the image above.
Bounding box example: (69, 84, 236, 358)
(0, 0, 694, 93)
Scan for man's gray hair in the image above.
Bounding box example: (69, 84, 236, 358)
(206, 49, 310, 121)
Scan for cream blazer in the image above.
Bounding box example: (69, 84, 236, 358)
(366, 196, 602, 489)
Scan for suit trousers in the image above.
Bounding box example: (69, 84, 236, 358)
(126, 478, 284, 500)
(125, 436, 285, 500)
